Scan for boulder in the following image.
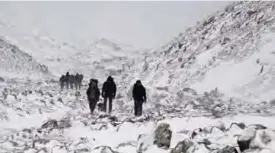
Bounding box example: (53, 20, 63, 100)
(41, 119, 58, 130)
(154, 123, 172, 149)
(171, 140, 194, 153)
(237, 126, 257, 152)
(217, 146, 238, 153)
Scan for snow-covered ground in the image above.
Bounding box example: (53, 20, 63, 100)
(1, 1, 275, 153)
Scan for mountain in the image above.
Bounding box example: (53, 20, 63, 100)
(0, 37, 51, 79)
(0, 18, 147, 78)
(57, 37, 146, 80)
(1, 2, 275, 153)
(134, 1, 275, 102)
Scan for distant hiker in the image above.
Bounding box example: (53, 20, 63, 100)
(65, 72, 70, 89)
(79, 74, 84, 89)
(102, 76, 117, 113)
(75, 73, 80, 90)
(132, 80, 146, 116)
(59, 75, 66, 90)
(86, 79, 100, 114)
(69, 74, 75, 89)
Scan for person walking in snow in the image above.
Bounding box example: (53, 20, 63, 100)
(69, 74, 75, 89)
(102, 76, 117, 113)
(132, 80, 146, 116)
(65, 72, 70, 89)
(75, 73, 81, 90)
(59, 75, 66, 90)
(86, 79, 100, 114)
(79, 74, 84, 89)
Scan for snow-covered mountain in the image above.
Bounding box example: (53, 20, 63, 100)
(137, 1, 275, 102)
(0, 37, 51, 79)
(51, 37, 146, 80)
(0, 18, 147, 78)
(1, 1, 275, 153)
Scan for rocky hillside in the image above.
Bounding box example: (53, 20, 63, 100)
(0, 37, 51, 79)
(136, 1, 275, 103)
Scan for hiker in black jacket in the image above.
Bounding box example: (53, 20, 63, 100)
(102, 76, 116, 113)
(86, 79, 100, 114)
(132, 80, 146, 116)
(59, 75, 66, 90)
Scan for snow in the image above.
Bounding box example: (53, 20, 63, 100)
(191, 29, 275, 102)
(1, 1, 275, 153)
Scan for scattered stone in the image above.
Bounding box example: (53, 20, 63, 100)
(217, 146, 238, 153)
(57, 97, 63, 103)
(41, 119, 58, 130)
(154, 123, 172, 149)
(171, 140, 194, 153)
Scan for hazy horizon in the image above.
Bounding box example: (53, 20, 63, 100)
(0, 1, 231, 49)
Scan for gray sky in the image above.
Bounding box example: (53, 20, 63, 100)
(0, 1, 231, 48)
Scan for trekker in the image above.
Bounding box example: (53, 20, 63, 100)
(102, 76, 117, 113)
(65, 72, 70, 89)
(69, 75, 75, 89)
(132, 80, 146, 116)
(75, 73, 80, 90)
(86, 79, 100, 114)
(59, 75, 65, 90)
(79, 74, 84, 89)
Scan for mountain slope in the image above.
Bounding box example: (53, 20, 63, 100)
(137, 1, 275, 102)
(0, 37, 51, 79)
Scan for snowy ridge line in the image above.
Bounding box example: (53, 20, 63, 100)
(132, 1, 275, 103)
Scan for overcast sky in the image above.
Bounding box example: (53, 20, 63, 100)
(0, 1, 231, 48)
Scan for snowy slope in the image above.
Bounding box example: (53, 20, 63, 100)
(0, 18, 147, 78)
(55, 38, 146, 81)
(0, 37, 51, 80)
(138, 1, 275, 102)
(1, 1, 275, 153)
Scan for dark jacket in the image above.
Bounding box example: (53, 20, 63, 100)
(102, 76, 117, 98)
(59, 75, 65, 83)
(132, 81, 146, 102)
(86, 82, 100, 101)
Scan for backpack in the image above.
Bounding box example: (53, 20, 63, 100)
(89, 82, 98, 100)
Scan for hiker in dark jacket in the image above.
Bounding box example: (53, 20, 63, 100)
(69, 75, 75, 89)
(102, 76, 117, 113)
(59, 75, 66, 90)
(132, 80, 146, 116)
(86, 79, 100, 114)
(79, 74, 84, 89)
(65, 72, 70, 89)
(75, 73, 81, 90)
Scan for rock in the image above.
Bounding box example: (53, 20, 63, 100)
(217, 146, 238, 153)
(249, 129, 275, 152)
(154, 123, 172, 149)
(0, 77, 4, 82)
(171, 140, 194, 153)
(58, 118, 71, 129)
(137, 134, 154, 153)
(41, 119, 58, 130)
(57, 97, 63, 103)
(237, 126, 257, 152)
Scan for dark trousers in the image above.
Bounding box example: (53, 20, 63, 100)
(60, 83, 64, 90)
(134, 100, 143, 116)
(66, 82, 69, 89)
(103, 97, 113, 113)
(89, 99, 97, 114)
(70, 82, 74, 89)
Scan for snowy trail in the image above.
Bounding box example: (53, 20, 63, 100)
(0, 81, 275, 153)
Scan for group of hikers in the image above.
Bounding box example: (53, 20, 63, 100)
(59, 72, 84, 90)
(59, 73, 147, 116)
(86, 76, 147, 116)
